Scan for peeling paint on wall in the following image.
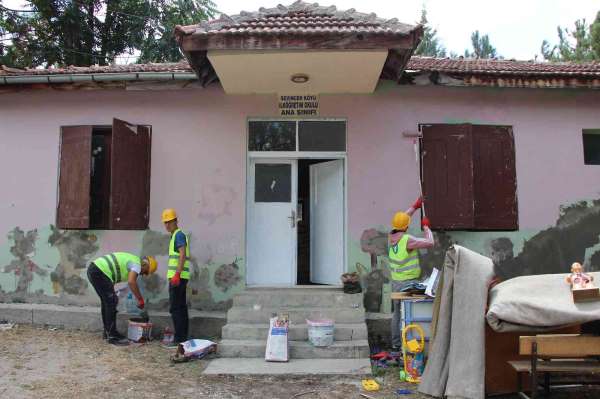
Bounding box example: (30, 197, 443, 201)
(214, 259, 242, 292)
(492, 200, 600, 279)
(189, 266, 233, 311)
(360, 229, 388, 270)
(140, 230, 170, 257)
(47, 226, 98, 295)
(2, 227, 47, 294)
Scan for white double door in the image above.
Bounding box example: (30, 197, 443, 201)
(246, 158, 344, 286)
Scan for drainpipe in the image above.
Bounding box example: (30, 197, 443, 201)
(0, 72, 198, 85)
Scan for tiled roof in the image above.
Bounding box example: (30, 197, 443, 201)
(3, 58, 600, 78)
(175, 1, 416, 37)
(0, 62, 191, 76)
(407, 57, 600, 77)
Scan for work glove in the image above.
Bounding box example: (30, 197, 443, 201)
(137, 297, 145, 310)
(170, 272, 181, 287)
(412, 196, 423, 210)
(421, 217, 431, 229)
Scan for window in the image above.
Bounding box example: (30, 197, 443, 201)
(248, 120, 346, 152)
(255, 164, 292, 202)
(583, 129, 600, 165)
(57, 119, 151, 230)
(421, 124, 518, 230)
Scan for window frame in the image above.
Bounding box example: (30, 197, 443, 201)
(56, 120, 152, 231)
(247, 117, 347, 159)
(582, 129, 600, 165)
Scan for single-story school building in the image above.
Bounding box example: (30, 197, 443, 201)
(1, 1, 600, 316)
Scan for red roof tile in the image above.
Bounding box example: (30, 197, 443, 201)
(0, 62, 191, 76)
(175, 1, 416, 38)
(407, 57, 600, 77)
(2, 58, 600, 85)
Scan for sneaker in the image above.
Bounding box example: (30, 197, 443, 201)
(107, 336, 130, 346)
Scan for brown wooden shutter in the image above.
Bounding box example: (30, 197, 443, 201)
(57, 126, 93, 229)
(421, 124, 475, 229)
(472, 125, 518, 230)
(109, 119, 151, 229)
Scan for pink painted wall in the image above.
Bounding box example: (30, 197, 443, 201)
(1, 82, 599, 274)
(0, 86, 277, 267)
(320, 85, 600, 234)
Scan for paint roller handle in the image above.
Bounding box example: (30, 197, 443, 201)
(136, 297, 145, 309)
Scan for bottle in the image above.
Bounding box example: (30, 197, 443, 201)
(162, 326, 174, 345)
(126, 291, 140, 315)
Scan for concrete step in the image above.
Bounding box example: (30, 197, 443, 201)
(226, 307, 365, 324)
(203, 358, 372, 376)
(218, 339, 370, 359)
(233, 290, 363, 308)
(222, 322, 368, 341)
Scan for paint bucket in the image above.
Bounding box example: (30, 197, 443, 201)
(306, 319, 334, 347)
(127, 318, 153, 343)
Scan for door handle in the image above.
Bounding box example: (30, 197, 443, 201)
(288, 209, 296, 228)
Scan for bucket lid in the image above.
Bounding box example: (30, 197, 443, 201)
(306, 319, 334, 327)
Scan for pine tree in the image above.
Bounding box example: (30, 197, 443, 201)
(464, 30, 499, 59)
(542, 12, 600, 61)
(414, 7, 446, 58)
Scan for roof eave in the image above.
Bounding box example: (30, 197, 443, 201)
(176, 26, 423, 86)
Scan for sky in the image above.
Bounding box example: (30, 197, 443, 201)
(3, 0, 599, 60)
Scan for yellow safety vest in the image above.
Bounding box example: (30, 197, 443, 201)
(93, 252, 140, 284)
(388, 235, 421, 281)
(168, 229, 190, 280)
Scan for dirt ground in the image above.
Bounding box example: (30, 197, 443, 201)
(0, 325, 598, 399)
(0, 324, 426, 399)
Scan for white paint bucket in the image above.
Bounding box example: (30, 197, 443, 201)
(127, 318, 153, 343)
(306, 319, 334, 347)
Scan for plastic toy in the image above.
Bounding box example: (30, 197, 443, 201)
(402, 323, 426, 383)
(566, 262, 600, 302)
(361, 379, 380, 391)
(399, 369, 407, 381)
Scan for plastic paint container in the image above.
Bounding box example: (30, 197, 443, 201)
(127, 318, 153, 343)
(306, 319, 334, 347)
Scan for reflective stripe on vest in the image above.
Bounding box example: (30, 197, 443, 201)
(168, 229, 190, 280)
(93, 252, 140, 283)
(388, 234, 421, 282)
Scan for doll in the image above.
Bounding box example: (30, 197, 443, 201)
(566, 262, 595, 290)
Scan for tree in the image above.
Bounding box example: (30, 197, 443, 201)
(414, 7, 446, 58)
(138, 0, 215, 63)
(541, 12, 600, 61)
(464, 30, 499, 59)
(0, 0, 214, 68)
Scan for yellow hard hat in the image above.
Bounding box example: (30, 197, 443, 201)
(145, 256, 158, 274)
(161, 208, 177, 223)
(392, 211, 411, 231)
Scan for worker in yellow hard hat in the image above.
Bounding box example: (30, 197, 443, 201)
(388, 196, 435, 350)
(86, 253, 157, 345)
(161, 208, 191, 347)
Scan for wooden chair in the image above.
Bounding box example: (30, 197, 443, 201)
(508, 334, 600, 398)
